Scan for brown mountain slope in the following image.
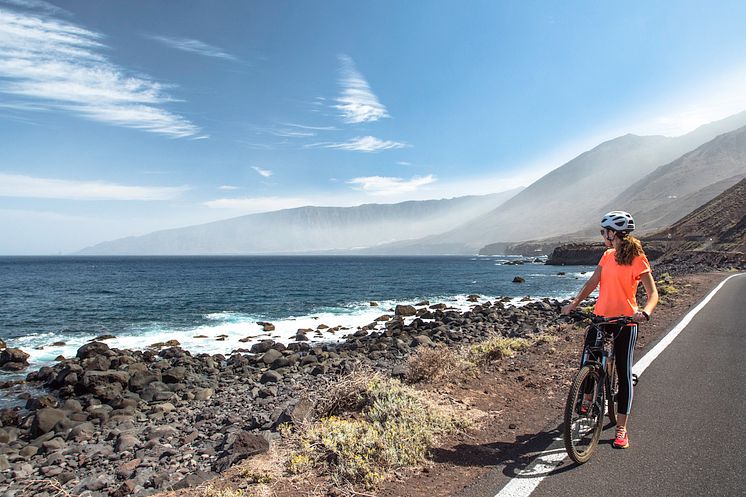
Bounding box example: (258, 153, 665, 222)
(598, 124, 746, 234)
(647, 177, 746, 253)
(546, 178, 746, 267)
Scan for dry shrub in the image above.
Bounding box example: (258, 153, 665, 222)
(314, 369, 373, 418)
(404, 344, 477, 384)
(201, 486, 251, 497)
(469, 336, 530, 365)
(22, 480, 73, 497)
(287, 372, 465, 489)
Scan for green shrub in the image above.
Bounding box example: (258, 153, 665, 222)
(658, 284, 678, 296)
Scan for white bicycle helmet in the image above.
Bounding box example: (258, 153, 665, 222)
(601, 211, 635, 233)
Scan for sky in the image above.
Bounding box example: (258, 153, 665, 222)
(2, 0, 746, 254)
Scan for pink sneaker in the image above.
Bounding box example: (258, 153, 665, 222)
(613, 427, 630, 449)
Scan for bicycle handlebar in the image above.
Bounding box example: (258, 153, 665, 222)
(565, 310, 637, 325)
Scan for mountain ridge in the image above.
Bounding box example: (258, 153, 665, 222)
(78, 190, 521, 255)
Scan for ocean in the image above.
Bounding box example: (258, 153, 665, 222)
(0, 256, 594, 376)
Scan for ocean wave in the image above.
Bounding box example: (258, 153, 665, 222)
(6, 292, 536, 372)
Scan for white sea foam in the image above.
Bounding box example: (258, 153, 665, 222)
(12, 292, 556, 371)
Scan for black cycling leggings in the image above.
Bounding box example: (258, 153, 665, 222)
(581, 322, 638, 416)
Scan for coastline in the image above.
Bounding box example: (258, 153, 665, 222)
(0, 268, 735, 497)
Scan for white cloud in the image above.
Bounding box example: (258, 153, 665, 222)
(218, 185, 239, 190)
(203, 196, 310, 213)
(148, 35, 236, 60)
(0, 6, 200, 137)
(347, 175, 436, 196)
(334, 54, 389, 124)
(306, 135, 408, 153)
(251, 166, 273, 177)
(282, 122, 337, 131)
(0, 173, 188, 200)
(0, 0, 67, 15)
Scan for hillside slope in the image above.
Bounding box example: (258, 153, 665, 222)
(648, 177, 746, 253)
(547, 178, 746, 267)
(599, 124, 746, 233)
(368, 111, 746, 255)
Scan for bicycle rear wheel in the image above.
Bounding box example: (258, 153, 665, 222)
(564, 365, 605, 464)
(606, 359, 618, 425)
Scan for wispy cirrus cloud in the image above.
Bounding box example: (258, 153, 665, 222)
(334, 55, 389, 124)
(306, 135, 408, 153)
(251, 166, 273, 178)
(0, 6, 201, 137)
(147, 35, 237, 61)
(0, 0, 68, 15)
(282, 122, 337, 131)
(250, 122, 338, 139)
(0, 173, 188, 200)
(347, 175, 436, 196)
(218, 185, 239, 190)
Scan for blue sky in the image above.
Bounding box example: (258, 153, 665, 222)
(2, 0, 746, 254)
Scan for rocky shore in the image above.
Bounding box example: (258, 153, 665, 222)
(2, 248, 740, 497)
(0, 296, 563, 497)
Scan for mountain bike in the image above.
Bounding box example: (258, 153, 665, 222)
(562, 310, 636, 463)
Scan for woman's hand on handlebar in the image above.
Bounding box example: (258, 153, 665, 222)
(561, 303, 577, 315)
(633, 310, 650, 322)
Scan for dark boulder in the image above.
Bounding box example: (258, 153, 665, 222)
(82, 354, 111, 371)
(31, 408, 67, 436)
(162, 366, 187, 384)
(273, 398, 314, 428)
(76, 341, 110, 359)
(260, 349, 283, 365)
(214, 431, 270, 472)
(260, 371, 282, 384)
(395, 305, 417, 316)
(0, 348, 30, 371)
(257, 321, 275, 332)
(250, 340, 275, 354)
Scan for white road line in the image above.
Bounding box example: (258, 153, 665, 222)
(493, 272, 744, 497)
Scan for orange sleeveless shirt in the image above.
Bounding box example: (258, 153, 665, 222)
(594, 249, 651, 317)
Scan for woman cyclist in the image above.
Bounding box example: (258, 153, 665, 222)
(562, 211, 659, 449)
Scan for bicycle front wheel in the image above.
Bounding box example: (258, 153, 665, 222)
(564, 365, 605, 464)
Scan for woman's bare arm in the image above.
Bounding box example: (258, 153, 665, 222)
(561, 265, 601, 314)
(633, 271, 659, 321)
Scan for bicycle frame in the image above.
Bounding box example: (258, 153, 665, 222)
(563, 310, 637, 463)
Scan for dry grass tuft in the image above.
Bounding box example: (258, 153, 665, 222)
(22, 480, 73, 497)
(469, 336, 530, 364)
(404, 344, 477, 384)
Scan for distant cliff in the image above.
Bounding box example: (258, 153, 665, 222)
(78, 191, 520, 255)
(545, 243, 607, 265)
(546, 241, 668, 266)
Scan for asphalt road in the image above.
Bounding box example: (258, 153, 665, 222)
(457, 273, 746, 497)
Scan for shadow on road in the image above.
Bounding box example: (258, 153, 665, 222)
(431, 424, 582, 480)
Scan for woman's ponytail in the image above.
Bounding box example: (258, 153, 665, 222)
(615, 234, 644, 265)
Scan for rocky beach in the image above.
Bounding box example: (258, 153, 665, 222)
(0, 254, 741, 497)
(0, 290, 567, 497)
